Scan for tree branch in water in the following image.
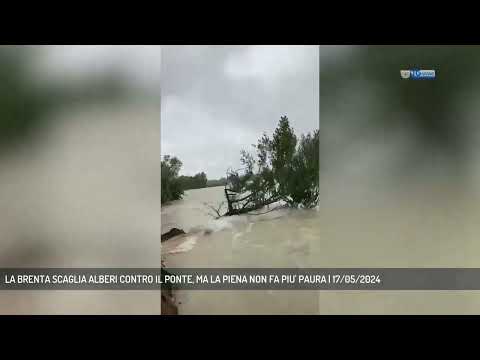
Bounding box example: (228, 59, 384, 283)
(204, 201, 226, 219)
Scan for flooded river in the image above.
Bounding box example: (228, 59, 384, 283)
(162, 184, 480, 314)
(161, 186, 320, 314)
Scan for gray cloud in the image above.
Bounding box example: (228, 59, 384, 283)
(161, 45, 319, 179)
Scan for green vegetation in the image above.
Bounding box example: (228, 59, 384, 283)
(178, 172, 207, 190)
(223, 116, 319, 216)
(161, 155, 226, 204)
(206, 178, 227, 187)
(161, 155, 184, 204)
(161, 116, 319, 212)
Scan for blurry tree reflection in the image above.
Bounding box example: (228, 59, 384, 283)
(0, 46, 126, 151)
(321, 46, 480, 176)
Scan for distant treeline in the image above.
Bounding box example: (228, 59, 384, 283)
(179, 173, 227, 190)
(177, 172, 226, 190)
(178, 172, 207, 190)
(206, 178, 227, 187)
(161, 158, 227, 204)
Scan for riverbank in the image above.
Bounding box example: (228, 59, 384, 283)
(161, 260, 179, 315)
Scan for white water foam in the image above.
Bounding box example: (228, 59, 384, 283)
(166, 236, 198, 255)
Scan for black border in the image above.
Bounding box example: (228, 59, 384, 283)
(1, 10, 479, 44)
(2, 315, 477, 342)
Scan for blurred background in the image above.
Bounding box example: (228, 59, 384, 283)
(317, 45, 480, 314)
(0, 45, 161, 314)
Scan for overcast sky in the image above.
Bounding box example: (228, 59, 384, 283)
(34, 45, 319, 179)
(161, 45, 319, 179)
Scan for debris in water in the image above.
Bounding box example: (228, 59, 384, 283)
(161, 228, 186, 242)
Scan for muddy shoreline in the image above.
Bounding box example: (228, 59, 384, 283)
(161, 264, 178, 315)
(161, 229, 185, 315)
(161, 228, 186, 242)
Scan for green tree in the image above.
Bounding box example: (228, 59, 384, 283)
(224, 116, 318, 215)
(271, 116, 297, 197)
(178, 171, 208, 190)
(288, 130, 319, 207)
(161, 155, 184, 204)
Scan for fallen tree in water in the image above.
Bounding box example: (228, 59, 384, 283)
(223, 187, 281, 216)
(208, 116, 319, 218)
